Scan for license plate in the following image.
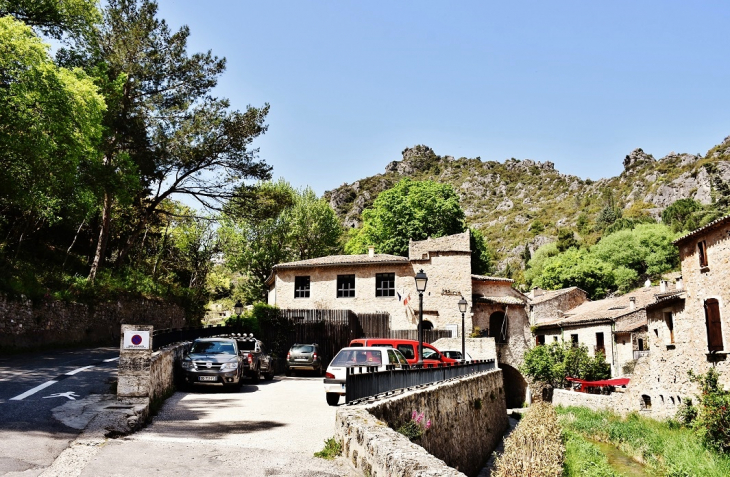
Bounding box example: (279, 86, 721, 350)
(199, 376, 217, 382)
(295, 358, 308, 361)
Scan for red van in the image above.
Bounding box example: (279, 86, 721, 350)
(348, 338, 457, 366)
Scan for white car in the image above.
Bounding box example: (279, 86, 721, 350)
(323, 346, 409, 406)
(440, 349, 473, 361)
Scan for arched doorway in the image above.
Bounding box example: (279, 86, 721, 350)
(500, 363, 528, 408)
(418, 320, 434, 331)
(489, 311, 508, 343)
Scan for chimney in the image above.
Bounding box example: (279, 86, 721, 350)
(660, 280, 667, 293)
(368, 246, 375, 258)
(676, 276, 683, 291)
(629, 297, 636, 311)
(532, 287, 543, 298)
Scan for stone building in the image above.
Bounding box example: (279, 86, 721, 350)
(531, 285, 659, 376)
(527, 286, 589, 326)
(633, 215, 730, 418)
(266, 231, 532, 407)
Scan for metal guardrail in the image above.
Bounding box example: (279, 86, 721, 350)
(345, 359, 496, 403)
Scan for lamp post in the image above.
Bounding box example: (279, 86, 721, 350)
(458, 296, 468, 362)
(414, 269, 428, 365)
(234, 300, 243, 317)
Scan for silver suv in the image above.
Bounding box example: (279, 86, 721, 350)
(286, 343, 323, 376)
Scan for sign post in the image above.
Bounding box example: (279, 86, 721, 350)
(118, 324, 154, 398)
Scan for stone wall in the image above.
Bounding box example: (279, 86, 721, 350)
(0, 293, 186, 351)
(431, 337, 496, 361)
(335, 369, 508, 477)
(552, 388, 620, 411)
(148, 342, 190, 402)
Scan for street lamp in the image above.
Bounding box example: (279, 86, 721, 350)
(234, 300, 243, 317)
(414, 269, 428, 365)
(458, 296, 468, 362)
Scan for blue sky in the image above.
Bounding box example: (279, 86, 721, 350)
(155, 1, 730, 196)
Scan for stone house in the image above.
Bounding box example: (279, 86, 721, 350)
(266, 231, 532, 407)
(531, 285, 659, 376)
(635, 215, 730, 418)
(527, 286, 589, 327)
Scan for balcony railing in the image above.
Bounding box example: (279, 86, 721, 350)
(634, 350, 650, 360)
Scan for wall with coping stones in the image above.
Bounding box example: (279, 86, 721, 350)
(552, 388, 621, 412)
(0, 293, 186, 350)
(148, 342, 190, 402)
(335, 369, 507, 477)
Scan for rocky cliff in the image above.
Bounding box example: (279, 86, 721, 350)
(324, 137, 730, 268)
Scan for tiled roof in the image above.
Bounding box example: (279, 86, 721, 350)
(474, 296, 526, 305)
(272, 254, 409, 270)
(673, 214, 730, 245)
(409, 232, 471, 260)
(471, 274, 514, 283)
(534, 285, 667, 330)
(529, 287, 584, 305)
(614, 317, 648, 333)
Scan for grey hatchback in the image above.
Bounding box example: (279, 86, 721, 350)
(286, 343, 323, 376)
(180, 337, 244, 388)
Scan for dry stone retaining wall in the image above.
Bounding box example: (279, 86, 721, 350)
(0, 293, 186, 350)
(335, 369, 507, 477)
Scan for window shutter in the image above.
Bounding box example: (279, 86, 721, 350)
(704, 299, 724, 351)
(698, 241, 708, 267)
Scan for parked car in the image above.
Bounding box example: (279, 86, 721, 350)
(286, 343, 324, 376)
(324, 346, 409, 406)
(180, 337, 244, 388)
(348, 338, 458, 366)
(440, 349, 474, 361)
(235, 334, 274, 383)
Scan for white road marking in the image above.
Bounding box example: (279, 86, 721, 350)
(103, 357, 119, 362)
(65, 365, 95, 376)
(43, 391, 79, 401)
(10, 380, 58, 400)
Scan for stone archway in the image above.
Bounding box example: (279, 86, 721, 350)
(500, 363, 528, 409)
(418, 320, 434, 331)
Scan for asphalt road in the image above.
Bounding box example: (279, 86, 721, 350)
(0, 347, 120, 476)
(78, 374, 354, 477)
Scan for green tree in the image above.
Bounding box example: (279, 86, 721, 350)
(345, 178, 466, 257)
(77, 0, 272, 280)
(688, 368, 730, 453)
(521, 341, 611, 389)
(556, 228, 579, 252)
(535, 248, 615, 299)
(524, 242, 559, 287)
(662, 198, 704, 233)
(0, 16, 105, 251)
(470, 228, 494, 275)
(222, 180, 343, 304)
(0, 0, 100, 39)
(590, 224, 679, 279)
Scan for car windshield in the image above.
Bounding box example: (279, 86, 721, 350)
(190, 341, 235, 355)
(291, 345, 314, 353)
(331, 349, 383, 367)
(422, 348, 440, 360)
(238, 341, 257, 351)
(443, 351, 462, 359)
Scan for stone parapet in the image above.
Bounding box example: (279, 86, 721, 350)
(335, 369, 507, 477)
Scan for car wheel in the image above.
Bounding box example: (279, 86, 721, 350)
(326, 393, 340, 406)
(285, 368, 291, 377)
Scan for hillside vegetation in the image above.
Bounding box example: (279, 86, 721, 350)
(325, 139, 730, 273)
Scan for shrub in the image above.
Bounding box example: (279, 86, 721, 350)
(492, 402, 564, 477)
(688, 368, 730, 453)
(313, 437, 342, 460)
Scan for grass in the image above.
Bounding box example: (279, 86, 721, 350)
(557, 406, 730, 477)
(563, 430, 620, 477)
(313, 437, 342, 460)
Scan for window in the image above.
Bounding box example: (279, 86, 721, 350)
(397, 344, 415, 360)
(337, 274, 355, 298)
(294, 276, 310, 298)
(664, 312, 675, 345)
(704, 298, 724, 351)
(536, 335, 545, 345)
(375, 273, 395, 297)
(638, 338, 644, 351)
(571, 334, 579, 346)
(553, 336, 559, 342)
(698, 240, 708, 267)
(596, 332, 605, 351)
